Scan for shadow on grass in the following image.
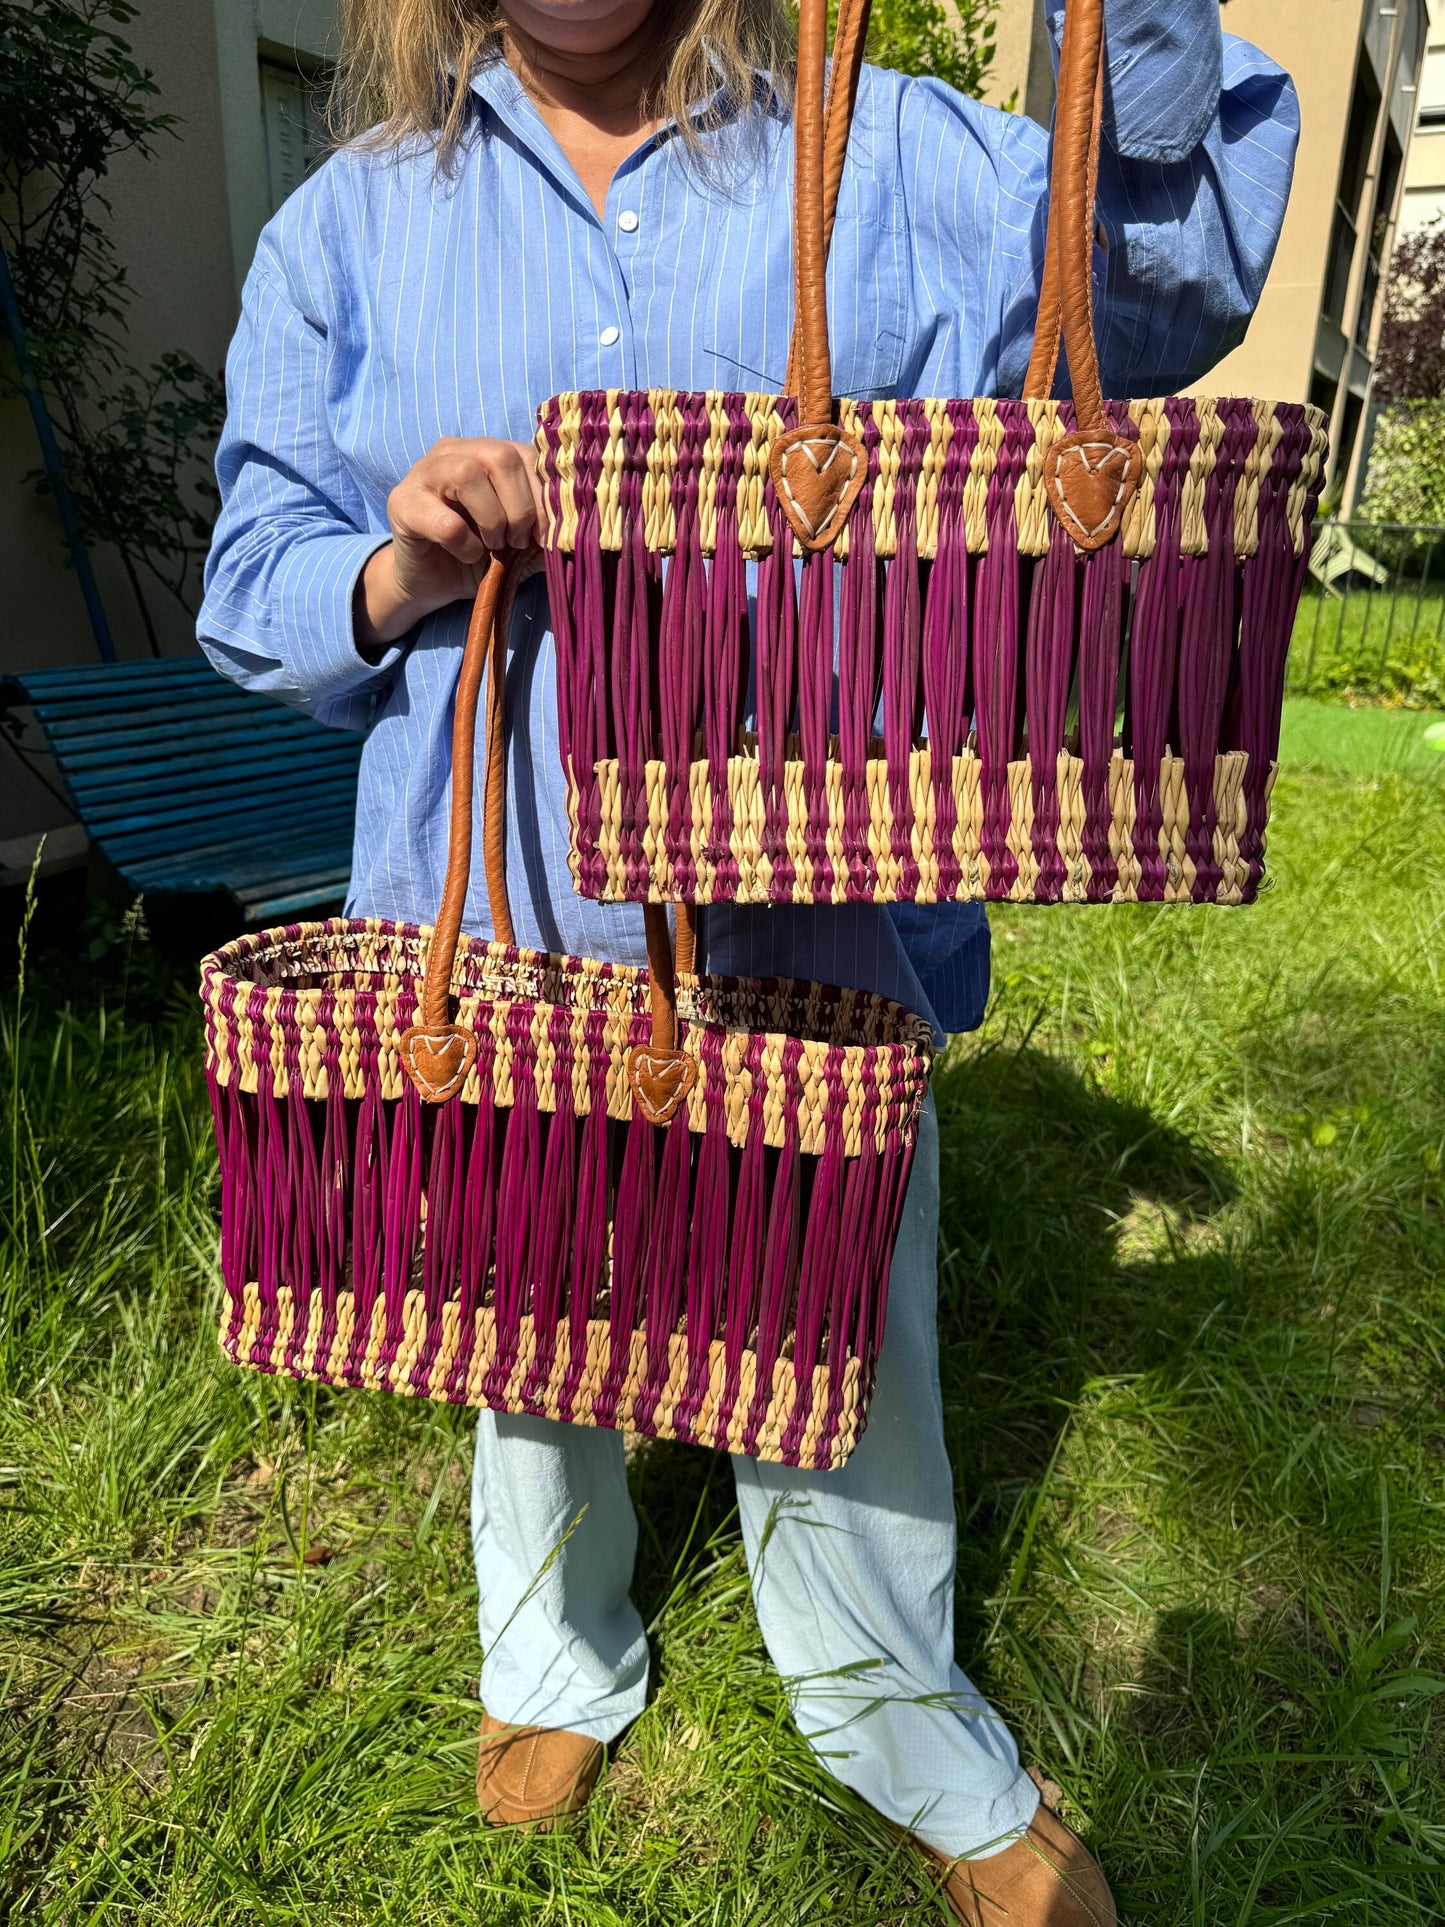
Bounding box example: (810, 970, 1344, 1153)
(623, 1038, 1238, 1666)
(934, 1039, 1236, 1649)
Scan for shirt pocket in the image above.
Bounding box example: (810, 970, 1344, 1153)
(703, 182, 910, 404)
(827, 206, 909, 402)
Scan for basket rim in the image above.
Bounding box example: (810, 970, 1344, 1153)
(199, 916, 937, 1061)
(535, 387, 1328, 423)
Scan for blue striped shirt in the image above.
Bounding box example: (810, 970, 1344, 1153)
(199, 0, 1297, 1036)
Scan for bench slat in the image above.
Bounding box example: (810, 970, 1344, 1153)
(3, 661, 362, 920)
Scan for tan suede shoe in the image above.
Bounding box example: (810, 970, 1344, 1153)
(922, 1800, 1117, 1927)
(476, 1713, 605, 1829)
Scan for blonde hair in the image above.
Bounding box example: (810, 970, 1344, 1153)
(333, 0, 796, 169)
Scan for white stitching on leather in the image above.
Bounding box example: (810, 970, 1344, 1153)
(402, 1027, 472, 1101)
(1053, 439, 1135, 541)
(627, 1046, 697, 1124)
(777, 432, 861, 540)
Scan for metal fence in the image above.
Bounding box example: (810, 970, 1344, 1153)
(1287, 520, 1445, 705)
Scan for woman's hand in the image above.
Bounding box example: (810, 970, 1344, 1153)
(355, 436, 544, 649)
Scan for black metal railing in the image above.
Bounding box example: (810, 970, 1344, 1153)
(1288, 520, 1445, 707)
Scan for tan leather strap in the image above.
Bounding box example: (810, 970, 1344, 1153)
(1021, 0, 1107, 432)
(784, 0, 871, 401)
(418, 554, 522, 1030)
(408, 553, 696, 1119)
(643, 903, 680, 1052)
(768, 0, 873, 552)
(792, 0, 833, 427)
(775, 0, 1129, 549)
(787, 0, 1108, 425)
(1023, 33, 1104, 405)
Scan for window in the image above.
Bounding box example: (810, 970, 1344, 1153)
(1339, 62, 1382, 219)
(1398, 0, 1427, 107)
(260, 59, 328, 213)
(1356, 127, 1404, 348)
(1323, 206, 1357, 328)
(1419, 44, 1445, 125)
(1309, 369, 1338, 425)
(1324, 64, 1383, 330)
(1335, 391, 1365, 480)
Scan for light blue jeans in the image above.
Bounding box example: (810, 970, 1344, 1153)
(469, 1098, 1041, 1859)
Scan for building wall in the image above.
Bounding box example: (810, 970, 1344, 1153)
(1185, 0, 1427, 512)
(986, 0, 1429, 507)
(1205, 0, 1367, 408)
(981, 0, 1055, 121)
(1, 0, 338, 842)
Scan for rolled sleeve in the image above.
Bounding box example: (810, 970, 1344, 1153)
(1046, 0, 1223, 165)
(199, 225, 401, 733)
(991, 9, 1298, 396)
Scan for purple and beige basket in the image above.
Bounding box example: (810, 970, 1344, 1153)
(536, 0, 1329, 910)
(201, 556, 934, 1469)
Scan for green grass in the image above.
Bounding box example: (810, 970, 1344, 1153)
(1278, 698, 1445, 787)
(1288, 588, 1445, 707)
(3, 701, 1444, 1923)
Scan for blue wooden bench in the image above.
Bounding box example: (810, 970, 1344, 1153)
(1, 659, 362, 924)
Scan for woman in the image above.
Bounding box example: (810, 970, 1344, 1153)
(200, 2, 1297, 1919)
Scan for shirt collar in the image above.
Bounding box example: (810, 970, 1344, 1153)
(467, 52, 784, 149)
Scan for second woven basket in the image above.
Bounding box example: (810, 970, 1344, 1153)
(200, 556, 934, 1470)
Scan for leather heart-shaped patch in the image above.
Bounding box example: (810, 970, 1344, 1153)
(627, 1045, 698, 1127)
(768, 422, 867, 552)
(1043, 430, 1144, 552)
(400, 1022, 478, 1104)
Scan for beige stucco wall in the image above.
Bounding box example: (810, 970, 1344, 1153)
(1203, 0, 1366, 404)
(1400, 4, 1445, 230)
(982, 0, 1371, 402)
(982, 0, 1054, 122)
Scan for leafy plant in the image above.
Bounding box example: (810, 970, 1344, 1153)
(863, 0, 1002, 99)
(1373, 218, 1445, 404)
(1358, 401, 1445, 539)
(0, 0, 224, 650)
(807, 0, 1003, 100)
(1303, 651, 1445, 711)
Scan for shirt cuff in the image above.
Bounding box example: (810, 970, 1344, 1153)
(269, 530, 402, 726)
(1047, 0, 1224, 166)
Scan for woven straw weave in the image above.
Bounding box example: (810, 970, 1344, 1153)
(536, 391, 1328, 908)
(202, 919, 933, 1470)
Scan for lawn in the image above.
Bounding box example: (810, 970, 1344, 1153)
(1288, 585, 1445, 706)
(3, 700, 1444, 1924)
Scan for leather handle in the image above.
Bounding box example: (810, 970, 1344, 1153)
(417, 551, 526, 1033)
(769, 0, 873, 552)
(1023, 17, 1104, 410)
(792, 0, 831, 425)
(784, 0, 871, 408)
(404, 552, 698, 1122)
(1022, 0, 1107, 430)
(1021, 0, 1143, 550)
(786, 0, 1107, 426)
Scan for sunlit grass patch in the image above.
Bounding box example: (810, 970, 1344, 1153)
(2, 701, 1443, 1922)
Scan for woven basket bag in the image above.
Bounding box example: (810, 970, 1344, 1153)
(201, 554, 934, 1470)
(537, 0, 1330, 909)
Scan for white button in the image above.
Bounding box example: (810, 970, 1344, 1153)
(617, 209, 639, 233)
(599, 324, 620, 346)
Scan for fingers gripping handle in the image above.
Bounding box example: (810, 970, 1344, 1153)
(399, 554, 697, 1122)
